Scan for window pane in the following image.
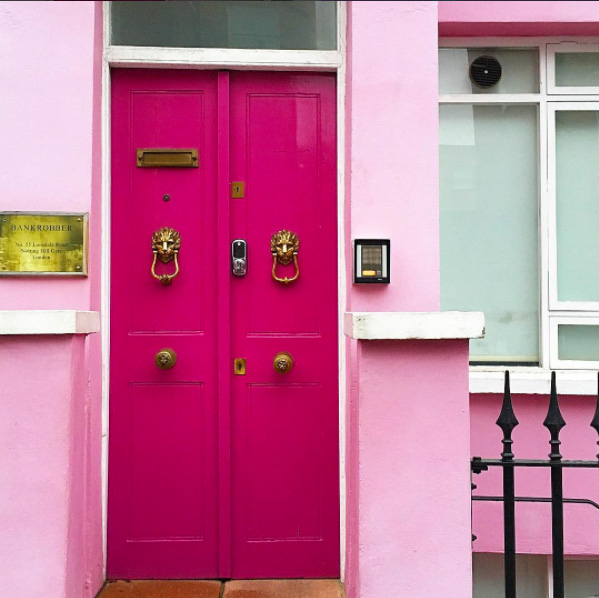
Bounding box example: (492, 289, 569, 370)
(556, 111, 599, 302)
(439, 49, 539, 94)
(473, 554, 546, 598)
(440, 105, 539, 363)
(111, 1, 337, 50)
(558, 325, 599, 361)
(556, 52, 599, 87)
(564, 559, 599, 596)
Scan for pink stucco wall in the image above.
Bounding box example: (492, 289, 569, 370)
(345, 4, 475, 598)
(439, 1, 599, 36)
(355, 340, 472, 598)
(5, 2, 599, 597)
(0, 336, 90, 597)
(0, 0, 99, 310)
(349, 0, 440, 315)
(0, 3, 103, 597)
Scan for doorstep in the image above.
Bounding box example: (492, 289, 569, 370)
(97, 580, 345, 598)
(97, 581, 221, 598)
(223, 580, 344, 598)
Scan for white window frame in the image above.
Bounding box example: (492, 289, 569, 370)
(547, 101, 599, 314)
(547, 42, 599, 95)
(440, 37, 599, 395)
(105, 1, 342, 70)
(550, 315, 599, 370)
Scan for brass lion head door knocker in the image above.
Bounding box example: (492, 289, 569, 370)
(151, 227, 181, 286)
(271, 230, 300, 285)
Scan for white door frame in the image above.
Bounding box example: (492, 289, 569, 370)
(100, 0, 348, 579)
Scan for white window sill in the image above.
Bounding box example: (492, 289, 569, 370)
(0, 310, 100, 335)
(470, 367, 599, 396)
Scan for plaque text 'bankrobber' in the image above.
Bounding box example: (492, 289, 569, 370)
(0, 212, 88, 275)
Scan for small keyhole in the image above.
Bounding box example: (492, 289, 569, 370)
(163, 194, 170, 202)
(234, 358, 246, 375)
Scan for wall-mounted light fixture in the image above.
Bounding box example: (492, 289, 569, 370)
(353, 239, 390, 284)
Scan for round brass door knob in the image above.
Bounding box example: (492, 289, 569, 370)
(155, 348, 177, 370)
(273, 351, 294, 374)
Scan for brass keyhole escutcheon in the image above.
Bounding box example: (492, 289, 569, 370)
(155, 348, 177, 370)
(234, 358, 247, 375)
(273, 351, 294, 374)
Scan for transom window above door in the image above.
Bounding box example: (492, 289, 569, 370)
(110, 1, 337, 51)
(439, 41, 599, 372)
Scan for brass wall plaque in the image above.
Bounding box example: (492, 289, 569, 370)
(137, 148, 199, 168)
(0, 212, 88, 276)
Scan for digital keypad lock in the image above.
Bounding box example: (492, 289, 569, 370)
(231, 239, 247, 276)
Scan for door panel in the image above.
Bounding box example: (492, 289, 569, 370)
(244, 382, 325, 542)
(129, 91, 208, 334)
(242, 94, 322, 335)
(128, 383, 206, 541)
(229, 72, 339, 578)
(109, 70, 219, 579)
(109, 70, 338, 580)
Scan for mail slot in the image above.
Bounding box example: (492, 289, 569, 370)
(136, 148, 199, 168)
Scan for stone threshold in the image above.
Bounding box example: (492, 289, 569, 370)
(97, 579, 345, 598)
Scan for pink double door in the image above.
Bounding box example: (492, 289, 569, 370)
(108, 70, 339, 580)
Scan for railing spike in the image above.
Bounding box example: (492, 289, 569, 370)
(496, 371, 519, 462)
(544, 372, 566, 598)
(590, 372, 599, 461)
(543, 371, 566, 462)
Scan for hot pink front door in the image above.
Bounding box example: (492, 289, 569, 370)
(108, 70, 338, 580)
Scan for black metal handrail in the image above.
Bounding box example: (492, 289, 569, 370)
(473, 496, 599, 510)
(471, 371, 599, 598)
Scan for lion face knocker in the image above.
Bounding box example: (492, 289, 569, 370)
(151, 227, 181, 286)
(270, 230, 300, 285)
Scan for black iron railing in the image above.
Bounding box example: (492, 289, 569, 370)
(471, 371, 599, 598)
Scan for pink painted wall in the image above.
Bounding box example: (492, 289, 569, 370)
(8, 2, 599, 596)
(471, 394, 599, 555)
(0, 2, 103, 597)
(439, 1, 599, 36)
(355, 340, 472, 598)
(0, 336, 89, 597)
(345, 5, 475, 598)
(348, 0, 440, 314)
(0, 0, 100, 310)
